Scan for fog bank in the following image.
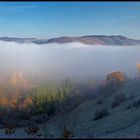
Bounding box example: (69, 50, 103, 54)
(0, 41, 139, 82)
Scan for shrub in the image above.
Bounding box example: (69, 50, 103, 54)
(93, 108, 109, 120)
(25, 125, 40, 135)
(4, 121, 15, 135)
(132, 99, 140, 109)
(29, 85, 58, 115)
(63, 129, 73, 138)
(111, 93, 126, 108)
(0, 79, 84, 128)
(126, 103, 132, 110)
(29, 79, 80, 116)
(125, 99, 140, 110)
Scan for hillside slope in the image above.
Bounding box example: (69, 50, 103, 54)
(1, 78, 140, 138)
(39, 78, 140, 138)
(40, 35, 140, 46)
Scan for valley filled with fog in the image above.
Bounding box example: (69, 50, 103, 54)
(0, 40, 140, 138)
(0, 41, 139, 82)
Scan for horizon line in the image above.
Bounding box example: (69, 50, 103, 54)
(0, 34, 139, 40)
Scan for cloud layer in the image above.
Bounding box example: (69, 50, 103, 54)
(0, 41, 139, 82)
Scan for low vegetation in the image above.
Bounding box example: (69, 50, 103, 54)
(0, 79, 85, 129)
(63, 129, 73, 139)
(111, 93, 126, 108)
(4, 121, 16, 135)
(25, 125, 40, 135)
(0, 71, 131, 137)
(93, 108, 109, 120)
(29, 79, 81, 116)
(126, 99, 140, 110)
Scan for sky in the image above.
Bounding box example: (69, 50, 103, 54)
(0, 2, 140, 39)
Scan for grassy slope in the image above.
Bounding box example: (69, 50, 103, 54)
(1, 78, 140, 138)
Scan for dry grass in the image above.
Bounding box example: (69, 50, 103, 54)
(111, 93, 126, 108)
(93, 108, 109, 120)
(63, 128, 73, 139)
(25, 125, 40, 135)
(4, 122, 15, 135)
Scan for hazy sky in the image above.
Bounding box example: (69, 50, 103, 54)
(0, 2, 140, 39)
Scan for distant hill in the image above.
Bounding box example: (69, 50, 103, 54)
(0, 35, 140, 46)
(34, 35, 140, 46)
(0, 37, 36, 43)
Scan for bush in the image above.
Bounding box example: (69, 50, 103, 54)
(126, 103, 132, 110)
(93, 108, 109, 120)
(0, 79, 83, 128)
(29, 85, 58, 115)
(111, 93, 126, 108)
(63, 129, 73, 138)
(125, 99, 140, 110)
(29, 79, 80, 116)
(4, 121, 15, 135)
(132, 99, 140, 109)
(25, 125, 40, 135)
